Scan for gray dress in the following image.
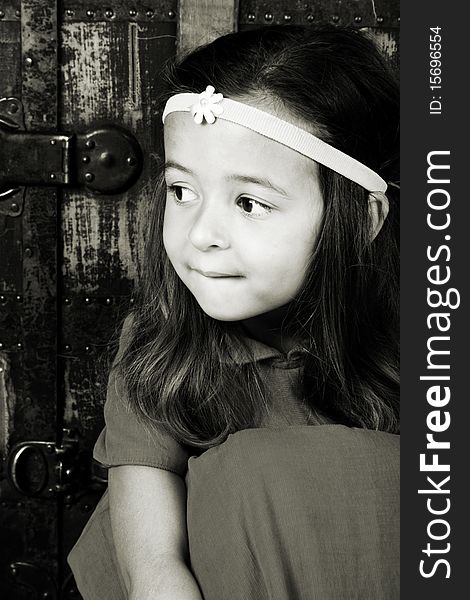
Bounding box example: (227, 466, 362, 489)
(68, 326, 399, 599)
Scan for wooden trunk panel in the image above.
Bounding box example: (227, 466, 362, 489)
(58, 14, 176, 593)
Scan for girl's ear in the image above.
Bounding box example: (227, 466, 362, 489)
(368, 192, 389, 241)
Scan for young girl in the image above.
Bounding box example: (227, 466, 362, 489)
(69, 24, 399, 600)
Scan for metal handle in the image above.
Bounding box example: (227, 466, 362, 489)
(8, 441, 51, 497)
(7, 439, 79, 498)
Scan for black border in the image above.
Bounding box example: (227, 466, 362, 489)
(401, 2, 468, 596)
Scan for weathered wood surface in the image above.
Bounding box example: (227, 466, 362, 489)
(57, 16, 176, 592)
(1, 2, 60, 597)
(59, 19, 176, 454)
(60, 21, 175, 293)
(178, 0, 238, 56)
(0, 19, 23, 299)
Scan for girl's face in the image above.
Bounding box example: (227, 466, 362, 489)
(163, 108, 324, 322)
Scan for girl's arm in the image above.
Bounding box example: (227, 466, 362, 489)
(108, 465, 203, 600)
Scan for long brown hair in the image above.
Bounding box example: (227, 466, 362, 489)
(118, 24, 400, 447)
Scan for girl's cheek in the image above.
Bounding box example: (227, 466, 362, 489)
(162, 215, 173, 255)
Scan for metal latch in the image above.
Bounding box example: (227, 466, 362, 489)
(7, 435, 81, 498)
(0, 97, 143, 197)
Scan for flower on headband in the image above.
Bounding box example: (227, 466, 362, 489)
(191, 85, 224, 124)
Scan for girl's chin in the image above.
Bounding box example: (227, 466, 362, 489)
(196, 299, 291, 324)
(200, 307, 260, 322)
(194, 297, 267, 322)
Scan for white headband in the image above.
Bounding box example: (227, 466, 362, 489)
(162, 86, 387, 193)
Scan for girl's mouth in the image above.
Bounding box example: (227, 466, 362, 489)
(192, 268, 242, 278)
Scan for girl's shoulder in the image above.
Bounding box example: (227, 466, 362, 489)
(93, 312, 191, 477)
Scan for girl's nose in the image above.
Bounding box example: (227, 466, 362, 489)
(188, 202, 230, 251)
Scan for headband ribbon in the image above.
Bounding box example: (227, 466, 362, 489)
(162, 85, 387, 193)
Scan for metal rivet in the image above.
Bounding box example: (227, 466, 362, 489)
(86, 10, 95, 18)
(10, 565, 17, 575)
(104, 9, 114, 19)
(24, 247, 33, 258)
(85, 139, 95, 149)
(16, 342, 22, 349)
(284, 14, 292, 22)
(105, 297, 112, 305)
(16, 295, 22, 302)
(65, 9, 74, 17)
(84, 297, 92, 304)
(99, 152, 115, 167)
(127, 156, 136, 166)
(85, 173, 95, 182)
(397, 17, 400, 22)
(64, 344, 72, 352)
(248, 13, 255, 22)
(307, 14, 314, 22)
(168, 10, 176, 19)
(42, 591, 50, 599)
(264, 13, 273, 21)
(0, 343, 3, 349)
(354, 16, 362, 23)
(0, 295, 6, 304)
(129, 9, 137, 17)
(25, 57, 33, 67)
(332, 15, 340, 22)
(376, 16, 384, 23)
(50, 173, 56, 180)
(64, 297, 71, 305)
(82, 156, 90, 164)
(129, 297, 135, 304)
(8, 102, 18, 114)
(15, 10, 21, 18)
(10, 202, 19, 212)
(46, 444, 54, 453)
(50, 139, 56, 145)
(85, 346, 91, 353)
(146, 9, 154, 18)
(0, 11, 5, 19)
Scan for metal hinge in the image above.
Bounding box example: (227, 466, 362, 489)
(0, 97, 143, 205)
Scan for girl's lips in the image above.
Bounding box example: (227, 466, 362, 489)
(192, 267, 242, 278)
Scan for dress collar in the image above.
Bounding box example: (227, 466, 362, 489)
(226, 335, 309, 367)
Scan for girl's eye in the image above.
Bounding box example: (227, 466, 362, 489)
(237, 196, 272, 217)
(167, 185, 198, 204)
